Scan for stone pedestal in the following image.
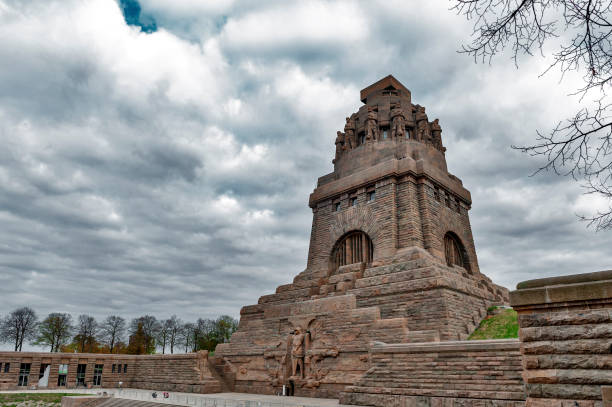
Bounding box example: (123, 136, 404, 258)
(510, 270, 612, 407)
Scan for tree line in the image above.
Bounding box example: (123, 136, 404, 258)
(0, 307, 238, 354)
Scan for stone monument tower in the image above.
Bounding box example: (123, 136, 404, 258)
(214, 75, 508, 398)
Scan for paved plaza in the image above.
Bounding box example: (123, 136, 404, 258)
(0, 389, 352, 407)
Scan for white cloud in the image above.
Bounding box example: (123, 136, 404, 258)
(0, 0, 611, 335)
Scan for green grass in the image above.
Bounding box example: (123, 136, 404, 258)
(0, 393, 83, 407)
(468, 308, 519, 340)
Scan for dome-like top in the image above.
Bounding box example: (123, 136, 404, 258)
(333, 75, 446, 171)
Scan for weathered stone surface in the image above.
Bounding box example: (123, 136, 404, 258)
(339, 339, 525, 406)
(0, 351, 222, 392)
(511, 271, 612, 406)
(214, 76, 509, 400)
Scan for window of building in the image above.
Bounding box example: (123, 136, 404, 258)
(57, 364, 68, 387)
(18, 363, 31, 386)
(112, 364, 115, 373)
(444, 232, 471, 272)
(359, 133, 365, 145)
(39, 364, 49, 379)
(455, 198, 461, 213)
(4, 363, 10, 373)
(334, 202, 341, 212)
(350, 197, 357, 207)
(93, 364, 103, 386)
(434, 187, 440, 202)
(406, 128, 411, 139)
(0, 363, 2, 373)
(382, 129, 388, 139)
(331, 230, 374, 271)
(76, 364, 86, 387)
(445, 193, 451, 208)
(368, 190, 376, 202)
(123, 364, 128, 373)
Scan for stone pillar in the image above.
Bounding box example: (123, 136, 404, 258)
(510, 270, 612, 407)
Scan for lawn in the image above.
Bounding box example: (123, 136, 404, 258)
(0, 393, 83, 407)
(468, 307, 519, 340)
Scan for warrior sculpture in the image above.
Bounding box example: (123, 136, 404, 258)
(390, 103, 406, 140)
(365, 107, 378, 143)
(430, 119, 443, 151)
(333, 131, 345, 163)
(415, 105, 430, 143)
(343, 116, 355, 150)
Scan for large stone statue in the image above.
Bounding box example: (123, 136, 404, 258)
(430, 119, 443, 151)
(333, 131, 345, 163)
(390, 103, 406, 140)
(291, 327, 310, 379)
(343, 116, 355, 150)
(365, 107, 378, 143)
(415, 105, 430, 143)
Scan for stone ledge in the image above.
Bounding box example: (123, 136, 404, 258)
(370, 338, 520, 354)
(517, 271, 612, 290)
(510, 271, 612, 307)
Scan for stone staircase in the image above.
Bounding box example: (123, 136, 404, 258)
(208, 356, 234, 392)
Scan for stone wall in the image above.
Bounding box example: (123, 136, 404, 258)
(510, 270, 612, 407)
(0, 351, 222, 393)
(339, 339, 526, 406)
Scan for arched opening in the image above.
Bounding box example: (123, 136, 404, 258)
(444, 232, 471, 272)
(288, 380, 295, 396)
(331, 230, 373, 271)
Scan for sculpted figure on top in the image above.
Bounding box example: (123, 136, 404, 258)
(344, 116, 356, 150)
(390, 102, 406, 140)
(334, 131, 345, 164)
(331, 77, 446, 163)
(365, 107, 378, 143)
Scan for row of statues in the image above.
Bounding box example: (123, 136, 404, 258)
(334, 102, 444, 163)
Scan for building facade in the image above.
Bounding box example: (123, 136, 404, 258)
(214, 75, 509, 398)
(0, 351, 222, 393)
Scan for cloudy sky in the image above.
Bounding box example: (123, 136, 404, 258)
(1, 0, 610, 329)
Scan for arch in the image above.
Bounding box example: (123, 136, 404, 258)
(444, 232, 471, 272)
(330, 230, 373, 271)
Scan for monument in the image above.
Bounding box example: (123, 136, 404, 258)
(213, 75, 509, 398)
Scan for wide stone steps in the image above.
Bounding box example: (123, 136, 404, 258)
(362, 258, 432, 277)
(97, 399, 180, 407)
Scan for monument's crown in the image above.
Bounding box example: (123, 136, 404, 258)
(333, 75, 445, 168)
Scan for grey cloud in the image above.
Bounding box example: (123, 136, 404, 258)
(0, 0, 610, 344)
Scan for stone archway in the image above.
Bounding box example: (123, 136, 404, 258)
(330, 230, 373, 272)
(443, 231, 471, 272)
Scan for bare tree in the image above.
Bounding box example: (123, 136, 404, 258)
(166, 315, 182, 354)
(99, 315, 126, 353)
(0, 307, 38, 351)
(157, 320, 170, 354)
(35, 313, 73, 352)
(129, 315, 159, 354)
(74, 314, 98, 353)
(453, 0, 612, 229)
(179, 322, 196, 353)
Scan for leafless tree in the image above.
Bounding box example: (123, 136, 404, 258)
(166, 315, 182, 354)
(179, 322, 196, 353)
(0, 307, 38, 351)
(453, 0, 612, 229)
(99, 315, 126, 353)
(35, 313, 73, 352)
(157, 320, 170, 354)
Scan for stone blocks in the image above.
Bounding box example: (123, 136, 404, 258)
(339, 339, 526, 406)
(510, 270, 612, 407)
